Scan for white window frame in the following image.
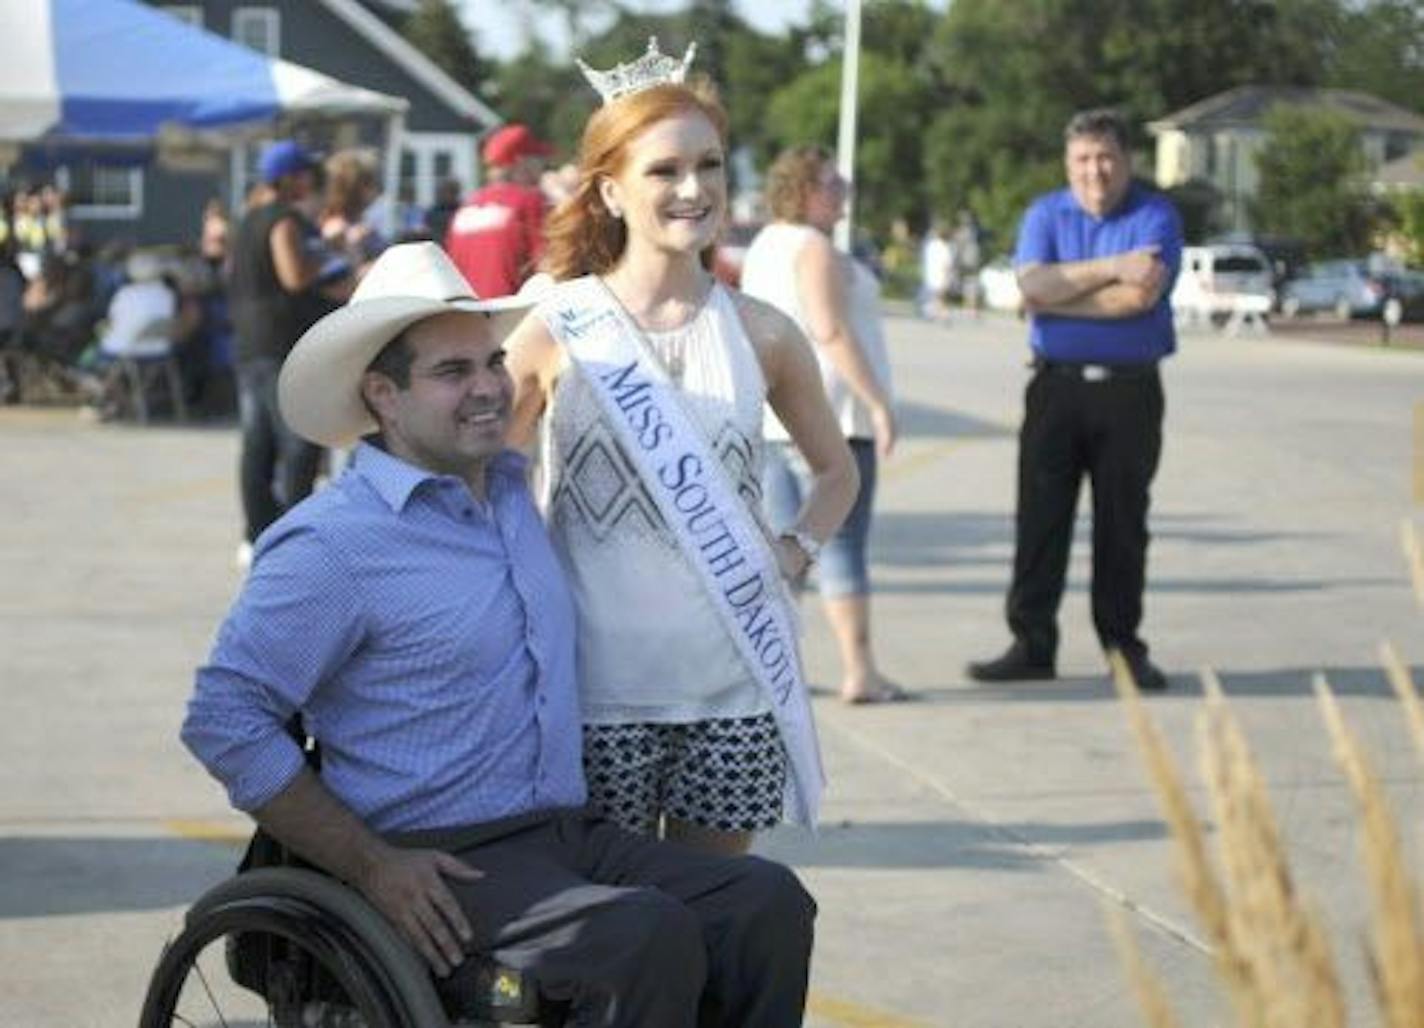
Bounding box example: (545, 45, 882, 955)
(232, 6, 280, 57)
(400, 132, 475, 210)
(160, 5, 202, 27)
(230, 143, 260, 214)
(55, 164, 144, 220)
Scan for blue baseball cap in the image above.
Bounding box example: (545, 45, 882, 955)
(258, 140, 317, 185)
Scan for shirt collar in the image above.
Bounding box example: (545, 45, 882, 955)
(351, 439, 529, 512)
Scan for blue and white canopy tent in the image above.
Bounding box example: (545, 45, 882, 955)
(0, 0, 408, 225)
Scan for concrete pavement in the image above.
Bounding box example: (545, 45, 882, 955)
(2, 310, 1422, 1026)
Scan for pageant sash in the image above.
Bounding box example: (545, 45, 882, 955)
(541, 276, 824, 827)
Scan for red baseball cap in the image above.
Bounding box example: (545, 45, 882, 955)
(482, 124, 553, 167)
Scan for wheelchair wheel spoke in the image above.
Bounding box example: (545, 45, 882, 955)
(190, 961, 232, 1028)
(141, 869, 454, 1028)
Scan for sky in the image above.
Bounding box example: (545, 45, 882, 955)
(455, 1, 821, 61)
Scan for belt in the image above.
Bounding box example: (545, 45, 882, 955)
(1033, 360, 1158, 382)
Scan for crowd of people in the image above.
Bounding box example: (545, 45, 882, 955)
(0, 188, 231, 417)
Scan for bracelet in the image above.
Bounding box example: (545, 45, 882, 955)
(779, 529, 821, 567)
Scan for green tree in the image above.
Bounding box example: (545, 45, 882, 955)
(915, 0, 1342, 254)
(764, 52, 929, 238)
(484, 39, 590, 158)
(1250, 105, 1374, 257)
(1388, 188, 1424, 266)
(1326, 0, 1424, 115)
(401, 0, 487, 95)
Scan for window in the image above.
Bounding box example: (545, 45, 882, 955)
(233, 7, 280, 56)
(399, 150, 418, 204)
(160, 6, 202, 27)
(400, 134, 476, 210)
(57, 163, 143, 219)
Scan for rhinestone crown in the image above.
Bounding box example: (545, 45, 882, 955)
(576, 37, 698, 106)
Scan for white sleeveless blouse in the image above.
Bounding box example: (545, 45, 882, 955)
(541, 281, 773, 724)
(740, 221, 894, 442)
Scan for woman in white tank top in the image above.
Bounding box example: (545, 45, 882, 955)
(741, 145, 907, 706)
(503, 78, 857, 856)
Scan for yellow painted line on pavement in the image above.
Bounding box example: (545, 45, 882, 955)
(120, 474, 231, 507)
(1414, 402, 1423, 505)
(0, 405, 83, 426)
(165, 818, 248, 845)
(880, 439, 971, 485)
(807, 993, 930, 1027)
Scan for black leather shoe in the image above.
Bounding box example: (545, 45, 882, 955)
(1119, 650, 1168, 692)
(966, 642, 1056, 682)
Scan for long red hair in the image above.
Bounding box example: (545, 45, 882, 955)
(542, 82, 729, 281)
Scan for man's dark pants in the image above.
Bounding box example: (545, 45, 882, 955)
(393, 809, 815, 1027)
(236, 357, 322, 543)
(1005, 363, 1164, 661)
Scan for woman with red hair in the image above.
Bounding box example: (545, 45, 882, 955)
(506, 62, 856, 856)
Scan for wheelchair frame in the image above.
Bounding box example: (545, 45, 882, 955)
(140, 865, 550, 1027)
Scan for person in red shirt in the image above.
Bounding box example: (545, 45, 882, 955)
(445, 123, 552, 298)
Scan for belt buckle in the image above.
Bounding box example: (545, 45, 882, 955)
(1083, 365, 1110, 383)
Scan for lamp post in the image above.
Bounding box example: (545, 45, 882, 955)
(833, 0, 862, 254)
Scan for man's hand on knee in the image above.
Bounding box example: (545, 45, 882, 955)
(356, 844, 483, 977)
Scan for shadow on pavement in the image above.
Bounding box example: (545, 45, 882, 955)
(870, 510, 1334, 572)
(758, 817, 1165, 869)
(0, 835, 237, 918)
(929, 664, 1423, 704)
(897, 400, 1012, 440)
(871, 574, 1395, 597)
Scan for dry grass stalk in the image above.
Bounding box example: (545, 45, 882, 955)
(1314, 674, 1424, 1027)
(1403, 519, 1424, 610)
(1108, 652, 1258, 1024)
(1379, 641, 1424, 766)
(1105, 903, 1183, 1028)
(1198, 670, 1345, 1028)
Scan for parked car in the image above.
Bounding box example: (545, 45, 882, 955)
(1204, 232, 1307, 294)
(1279, 259, 1424, 321)
(1170, 244, 1275, 326)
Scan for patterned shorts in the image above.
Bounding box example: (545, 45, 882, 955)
(583, 713, 786, 835)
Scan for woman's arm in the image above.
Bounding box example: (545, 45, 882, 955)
(742, 295, 859, 580)
(795, 232, 897, 458)
(502, 309, 562, 450)
(269, 216, 323, 293)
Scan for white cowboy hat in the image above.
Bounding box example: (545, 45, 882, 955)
(278, 242, 541, 447)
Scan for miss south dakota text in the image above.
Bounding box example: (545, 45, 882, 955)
(597, 355, 796, 704)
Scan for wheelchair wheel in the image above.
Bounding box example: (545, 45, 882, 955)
(139, 867, 448, 1028)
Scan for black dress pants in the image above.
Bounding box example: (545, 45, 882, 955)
(1005, 364, 1164, 661)
(392, 808, 815, 1027)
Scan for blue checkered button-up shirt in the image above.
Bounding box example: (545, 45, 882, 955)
(182, 442, 586, 833)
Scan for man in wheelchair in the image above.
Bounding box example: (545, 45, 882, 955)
(178, 243, 815, 1026)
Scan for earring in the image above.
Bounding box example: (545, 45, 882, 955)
(606, 204, 623, 220)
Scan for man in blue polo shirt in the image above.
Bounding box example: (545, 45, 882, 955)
(967, 108, 1182, 692)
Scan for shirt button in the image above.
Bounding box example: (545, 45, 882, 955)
(538, 695, 548, 706)
(463, 507, 473, 518)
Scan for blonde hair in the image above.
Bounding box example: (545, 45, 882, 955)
(764, 145, 834, 223)
(542, 82, 728, 281)
(323, 149, 379, 223)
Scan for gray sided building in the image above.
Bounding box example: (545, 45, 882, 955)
(57, 0, 498, 248)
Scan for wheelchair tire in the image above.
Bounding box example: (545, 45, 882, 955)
(140, 867, 449, 1028)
